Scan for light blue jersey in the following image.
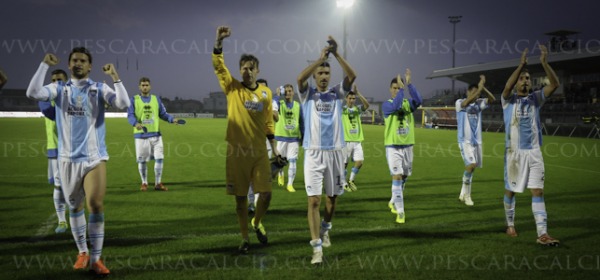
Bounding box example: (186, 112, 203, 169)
(42, 79, 122, 162)
(298, 82, 346, 150)
(502, 90, 545, 150)
(456, 98, 488, 145)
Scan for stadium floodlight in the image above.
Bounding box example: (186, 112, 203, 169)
(336, 0, 355, 60)
(336, 0, 355, 8)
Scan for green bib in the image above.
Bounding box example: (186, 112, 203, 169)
(342, 105, 364, 142)
(275, 100, 301, 138)
(384, 99, 415, 145)
(133, 95, 160, 134)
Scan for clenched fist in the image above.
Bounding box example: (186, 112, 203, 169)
(44, 54, 59, 66)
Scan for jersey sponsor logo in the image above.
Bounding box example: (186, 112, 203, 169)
(67, 105, 86, 117)
(316, 100, 334, 112)
(397, 127, 409, 135)
(244, 94, 264, 112)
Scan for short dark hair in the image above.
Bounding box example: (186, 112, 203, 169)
(68, 47, 92, 64)
(256, 79, 268, 86)
(51, 69, 68, 78)
(319, 61, 330, 68)
(390, 77, 404, 87)
(468, 84, 478, 91)
(519, 68, 530, 75)
(284, 83, 293, 89)
(139, 77, 151, 84)
(239, 54, 259, 69)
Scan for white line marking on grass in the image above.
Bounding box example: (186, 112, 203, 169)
(29, 213, 57, 242)
(545, 163, 600, 174)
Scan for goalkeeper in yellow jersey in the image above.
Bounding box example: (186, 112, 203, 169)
(212, 26, 280, 254)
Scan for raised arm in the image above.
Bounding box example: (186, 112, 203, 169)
(328, 36, 356, 91)
(502, 48, 528, 99)
(353, 84, 370, 110)
(212, 26, 233, 93)
(460, 75, 485, 108)
(482, 87, 496, 102)
(539, 45, 560, 98)
(297, 47, 329, 94)
(27, 54, 59, 101)
(102, 63, 130, 109)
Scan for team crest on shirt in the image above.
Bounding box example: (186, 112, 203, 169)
(89, 88, 97, 97)
(262, 91, 267, 99)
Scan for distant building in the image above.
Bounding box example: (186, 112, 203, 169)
(203, 91, 227, 116)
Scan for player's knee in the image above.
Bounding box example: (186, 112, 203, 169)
(355, 161, 363, 168)
(87, 200, 104, 213)
(258, 192, 272, 201)
(308, 196, 321, 209)
(530, 188, 544, 197)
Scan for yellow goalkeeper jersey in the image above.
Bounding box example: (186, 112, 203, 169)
(212, 52, 274, 150)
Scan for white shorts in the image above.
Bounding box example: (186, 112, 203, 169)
(47, 158, 61, 187)
(277, 141, 299, 160)
(459, 143, 482, 168)
(59, 158, 104, 209)
(304, 149, 345, 197)
(135, 136, 164, 162)
(504, 148, 545, 193)
(344, 142, 364, 163)
(386, 146, 413, 176)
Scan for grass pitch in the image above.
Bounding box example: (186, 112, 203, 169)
(0, 118, 599, 279)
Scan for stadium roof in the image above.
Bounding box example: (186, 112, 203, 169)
(426, 47, 600, 88)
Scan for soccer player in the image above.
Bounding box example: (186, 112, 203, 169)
(455, 75, 495, 206)
(501, 45, 560, 246)
(383, 69, 423, 224)
(342, 84, 370, 192)
(247, 78, 279, 213)
(38, 69, 69, 233)
(297, 36, 356, 265)
(127, 77, 181, 192)
(212, 26, 279, 254)
(26, 47, 130, 276)
(275, 84, 303, 193)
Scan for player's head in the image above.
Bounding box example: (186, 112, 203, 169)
(389, 77, 403, 98)
(346, 90, 357, 106)
(516, 68, 531, 96)
(51, 69, 68, 83)
(256, 79, 268, 87)
(313, 61, 331, 90)
(139, 77, 151, 95)
(283, 84, 294, 101)
(467, 84, 479, 97)
(239, 54, 260, 86)
(68, 47, 93, 79)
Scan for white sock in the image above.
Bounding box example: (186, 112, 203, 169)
(69, 209, 88, 253)
(53, 188, 67, 223)
(349, 167, 359, 181)
(248, 184, 255, 208)
(462, 171, 473, 197)
(320, 220, 332, 236)
(392, 180, 404, 213)
(504, 195, 516, 227)
(310, 239, 322, 252)
(154, 159, 163, 184)
(532, 196, 547, 237)
(88, 213, 105, 263)
(287, 159, 297, 186)
(138, 162, 147, 184)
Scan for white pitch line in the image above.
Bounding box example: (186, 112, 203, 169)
(29, 213, 58, 242)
